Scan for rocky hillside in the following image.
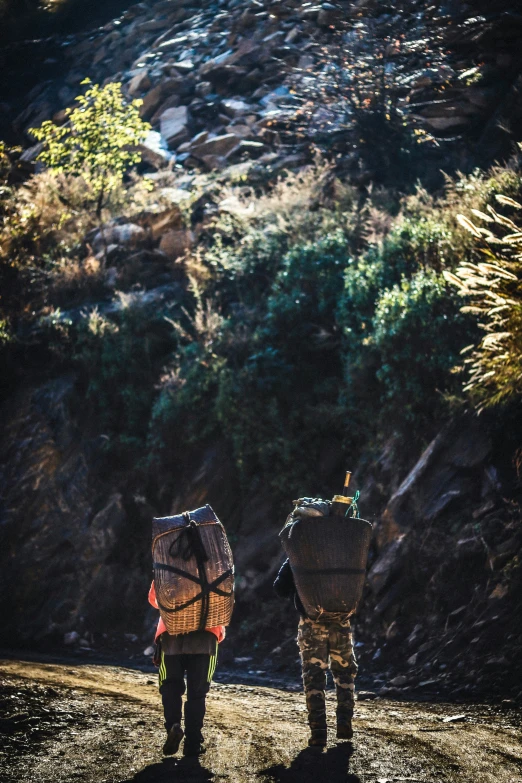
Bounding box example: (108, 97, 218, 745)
(0, 0, 521, 702)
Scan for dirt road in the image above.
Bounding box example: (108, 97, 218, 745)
(1, 657, 521, 783)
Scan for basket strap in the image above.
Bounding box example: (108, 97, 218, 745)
(292, 566, 366, 576)
(154, 564, 234, 614)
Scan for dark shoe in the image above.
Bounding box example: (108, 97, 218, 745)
(183, 741, 206, 757)
(308, 729, 327, 748)
(163, 723, 184, 755)
(336, 722, 353, 740)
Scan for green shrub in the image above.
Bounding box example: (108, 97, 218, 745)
(370, 269, 475, 426)
(72, 301, 176, 461)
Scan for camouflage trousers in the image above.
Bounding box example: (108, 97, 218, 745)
(297, 616, 358, 731)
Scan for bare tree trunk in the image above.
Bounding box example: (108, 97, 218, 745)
(95, 186, 107, 267)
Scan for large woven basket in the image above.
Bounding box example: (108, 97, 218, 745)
(280, 514, 372, 620)
(152, 505, 234, 635)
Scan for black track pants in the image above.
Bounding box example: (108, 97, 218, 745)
(159, 652, 217, 742)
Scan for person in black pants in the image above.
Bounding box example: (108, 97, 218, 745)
(149, 582, 224, 757)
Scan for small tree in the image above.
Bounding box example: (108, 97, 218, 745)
(30, 79, 150, 255)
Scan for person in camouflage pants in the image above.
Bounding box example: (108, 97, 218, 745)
(274, 558, 358, 747)
(298, 615, 357, 745)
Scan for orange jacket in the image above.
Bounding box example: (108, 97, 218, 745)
(148, 581, 226, 644)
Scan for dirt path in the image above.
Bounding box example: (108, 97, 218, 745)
(1, 657, 521, 783)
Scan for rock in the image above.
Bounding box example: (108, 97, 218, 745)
(367, 536, 406, 595)
(147, 207, 184, 241)
(195, 81, 213, 99)
(128, 70, 151, 97)
(140, 84, 165, 119)
(19, 143, 43, 164)
(92, 223, 146, 251)
(159, 229, 194, 260)
(422, 115, 470, 131)
(143, 645, 155, 656)
(389, 675, 408, 686)
(160, 105, 191, 149)
(441, 714, 466, 723)
(380, 418, 492, 545)
(150, 95, 181, 127)
(317, 5, 341, 27)
(357, 691, 377, 700)
(226, 140, 267, 162)
(171, 60, 195, 74)
(221, 98, 253, 118)
(64, 631, 80, 645)
(138, 130, 173, 168)
(191, 133, 241, 159)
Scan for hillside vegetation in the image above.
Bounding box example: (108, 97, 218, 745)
(0, 0, 521, 700)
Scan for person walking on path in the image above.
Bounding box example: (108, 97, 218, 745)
(274, 559, 358, 748)
(148, 581, 225, 757)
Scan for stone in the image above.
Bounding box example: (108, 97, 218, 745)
(159, 229, 194, 260)
(92, 223, 146, 251)
(128, 70, 151, 96)
(367, 536, 406, 595)
(19, 143, 43, 164)
(422, 115, 470, 131)
(138, 130, 173, 168)
(297, 53, 315, 70)
(317, 6, 340, 26)
(171, 60, 195, 74)
(190, 133, 241, 159)
(221, 98, 253, 118)
(225, 140, 267, 161)
(380, 418, 492, 545)
(92, 45, 108, 66)
(389, 675, 408, 686)
(140, 84, 165, 119)
(285, 26, 300, 44)
(150, 94, 180, 127)
(64, 631, 80, 645)
(195, 81, 213, 99)
(160, 105, 191, 149)
(148, 207, 184, 241)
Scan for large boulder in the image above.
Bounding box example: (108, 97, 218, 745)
(160, 105, 191, 149)
(379, 417, 492, 547)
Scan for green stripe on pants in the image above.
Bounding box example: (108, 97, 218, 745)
(207, 652, 217, 683)
(158, 651, 167, 688)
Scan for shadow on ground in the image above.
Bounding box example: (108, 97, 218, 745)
(259, 743, 360, 783)
(120, 757, 214, 782)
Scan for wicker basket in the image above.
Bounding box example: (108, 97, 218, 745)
(279, 513, 372, 620)
(152, 505, 234, 635)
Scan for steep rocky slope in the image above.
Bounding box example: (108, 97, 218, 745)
(0, 0, 521, 701)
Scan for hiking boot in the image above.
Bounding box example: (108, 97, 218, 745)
(183, 741, 206, 757)
(336, 721, 353, 740)
(163, 723, 184, 755)
(308, 729, 327, 748)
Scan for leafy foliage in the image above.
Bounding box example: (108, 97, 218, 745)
(30, 81, 150, 219)
(444, 195, 522, 411)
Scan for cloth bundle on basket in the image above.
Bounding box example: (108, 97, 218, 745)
(279, 498, 372, 621)
(152, 504, 234, 635)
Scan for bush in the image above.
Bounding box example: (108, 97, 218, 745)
(444, 194, 522, 411)
(370, 269, 474, 426)
(72, 300, 177, 462)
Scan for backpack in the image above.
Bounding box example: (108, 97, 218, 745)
(152, 505, 234, 635)
(279, 498, 372, 620)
